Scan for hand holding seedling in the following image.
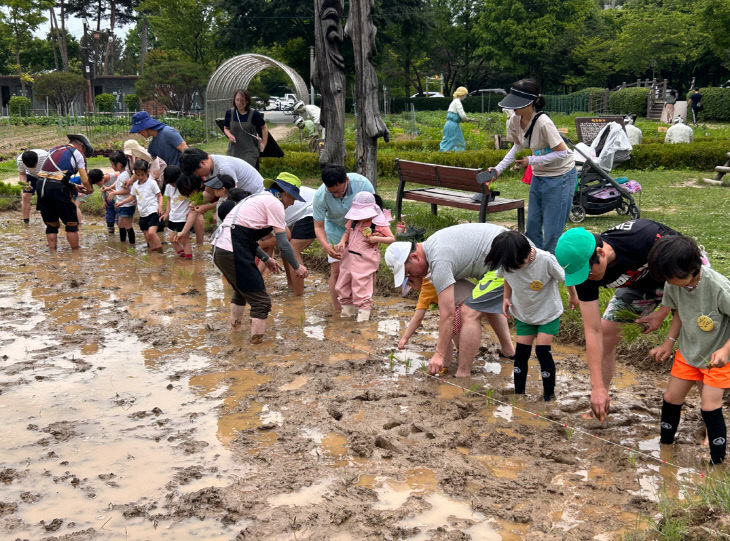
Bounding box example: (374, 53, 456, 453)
(708, 345, 730, 369)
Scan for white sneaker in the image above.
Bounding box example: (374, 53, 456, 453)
(356, 309, 371, 322)
(340, 305, 357, 318)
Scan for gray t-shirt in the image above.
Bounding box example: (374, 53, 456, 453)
(423, 223, 507, 294)
(663, 267, 730, 368)
(497, 248, 564, 325)
(211, 154, 264, 194)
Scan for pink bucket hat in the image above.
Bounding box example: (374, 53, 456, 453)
(345, 191, 389, 226)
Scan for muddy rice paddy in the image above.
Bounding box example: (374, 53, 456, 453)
(0, 211, 723, 540)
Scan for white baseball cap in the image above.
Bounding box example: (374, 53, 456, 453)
(385, 242, 412, 287)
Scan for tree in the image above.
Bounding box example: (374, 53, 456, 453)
(33, 71, 86, 114)
(138, 0, 224, 64)
(476, 0, 595, 87)
(699, 0, 730, 71)
(134, 61, 209, 112)
(3, 0, 51, 95)
(20, 31, 80, 73)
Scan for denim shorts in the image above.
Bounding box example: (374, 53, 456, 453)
(117, 205, 136, 218)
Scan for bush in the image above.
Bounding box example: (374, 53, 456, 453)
(95, 93, 115, 112)
(165, 118, 205, 143)
(609, 87, 650, 116)
(9, 96, 32, 116)
(617, 142, 728, 171)
(123, 93, 138, 111)
(34, 71, 87, 115)
(692, 87, 730, 122)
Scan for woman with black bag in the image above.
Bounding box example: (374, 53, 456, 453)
(223, 89, 269, 170)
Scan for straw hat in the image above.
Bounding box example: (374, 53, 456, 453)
(123, 139, 152, 163)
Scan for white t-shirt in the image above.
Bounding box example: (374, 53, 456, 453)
(210, 154, 264, 194)
(284, 185, 316, 228)
(115, 171, 134, 207)
(164, 184, 190, 222)
(17, 149, 48, 177)
(131, 178, 161, 217)
(447, 99, 467, 121)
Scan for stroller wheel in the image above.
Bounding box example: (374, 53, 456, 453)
(628, 204, 640, 220)
(569, 205, 586, 223)
(617, 200, 629, 215)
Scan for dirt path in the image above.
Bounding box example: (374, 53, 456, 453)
(0, 212, 719, 540)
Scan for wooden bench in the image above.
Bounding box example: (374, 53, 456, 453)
(394, 159, 525, 232)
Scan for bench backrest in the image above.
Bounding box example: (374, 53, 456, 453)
(395, 159, 483, 193)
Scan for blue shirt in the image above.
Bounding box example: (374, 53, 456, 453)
(148, 125, 184, 166)
(312, 172, 374, 243)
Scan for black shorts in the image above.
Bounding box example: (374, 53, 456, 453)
(167, 220, 186, 232)
(139, 213, 160, 231)
(36, 179, 78, 233)
(23, 175, 38, 195)
(290, 216, 315, 240)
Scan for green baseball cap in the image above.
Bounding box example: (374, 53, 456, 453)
(555, 228, 597, 286)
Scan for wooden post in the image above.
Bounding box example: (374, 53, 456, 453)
(313, 0, 346, 166)
(345, 0, 390, 189)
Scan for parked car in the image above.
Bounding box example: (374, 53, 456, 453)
(410, 91, 445, 98)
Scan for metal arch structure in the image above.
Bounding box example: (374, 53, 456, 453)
(205, 53, 309, 134)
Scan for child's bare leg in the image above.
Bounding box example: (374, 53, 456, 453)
(700, 384, 727, 464)
(250, 317, 266, 343)
(181, 232, 192, 257)
(146, 227, 162, 251)
(194, 213, 204, 245)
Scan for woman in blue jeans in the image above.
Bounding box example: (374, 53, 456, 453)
(487, 79, 576, 253)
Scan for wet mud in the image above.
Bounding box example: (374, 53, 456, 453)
(0, 212, 724, 540)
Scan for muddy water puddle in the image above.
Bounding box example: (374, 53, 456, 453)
(0, 215, 717, 539)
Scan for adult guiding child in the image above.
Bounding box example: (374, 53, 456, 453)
(385, 223, 516, 378)
(486, 79, 576, 254)
(312, 164, 374, 313)
(211, 174, 309, 343)
(555, 219, 683, 422)
(129, 111, 188, 167)
(36, 134, 101, 251)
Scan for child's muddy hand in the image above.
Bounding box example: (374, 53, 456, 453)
(397, 337, 408, 349)
(427, 352, 445, 375)
(709, 349, 729, 368)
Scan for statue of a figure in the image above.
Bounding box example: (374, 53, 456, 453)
(313, 0, 346, 166)
(346, 0, 390, 189)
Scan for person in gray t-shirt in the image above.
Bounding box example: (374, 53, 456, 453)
(385, 223, 515, 378)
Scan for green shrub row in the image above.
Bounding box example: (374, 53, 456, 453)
(262, 142, 728, 178)
(693, 87, 730, 122)
(279, 139, 446, 154)
(9, 96, 32, 116)
(95, 93, 115, 113)
(609, 87, 650, 116)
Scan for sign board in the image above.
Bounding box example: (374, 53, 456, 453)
(574, 116, 626, 144)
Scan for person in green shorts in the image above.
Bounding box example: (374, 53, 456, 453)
(485, 231, 578, 400)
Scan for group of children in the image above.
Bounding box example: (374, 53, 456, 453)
(397, 229, 730, 465)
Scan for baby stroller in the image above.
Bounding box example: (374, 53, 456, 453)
(564, 122, 640, 223)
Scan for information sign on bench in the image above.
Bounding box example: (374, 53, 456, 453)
(394, 159, 525, 232)
(574, 116, 626, 144)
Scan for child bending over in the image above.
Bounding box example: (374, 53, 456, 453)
(648, 235, 730, 465)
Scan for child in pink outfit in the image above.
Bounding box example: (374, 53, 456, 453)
(335, 192, 394, 321)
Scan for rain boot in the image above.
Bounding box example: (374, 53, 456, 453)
(356, 309, 371, 322)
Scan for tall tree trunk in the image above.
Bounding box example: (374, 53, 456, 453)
(54, 2, 69, 71)
(346, 0, 389, 189)
(49, 9, 59, 70)
(313, 0, 346, 166)
(139, 17, 148, 74)
(104, 0, 116, 75)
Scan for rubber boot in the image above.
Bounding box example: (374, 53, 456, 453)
(356, 309, 371, 322)
(341, 305, 357, 318)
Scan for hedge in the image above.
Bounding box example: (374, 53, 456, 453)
(95, 93, 115, 112)
(609, 87, 650, 116)
(9, 96, 32, 116)
(692, 87, 730, 122)
(261, 142, 727, 178)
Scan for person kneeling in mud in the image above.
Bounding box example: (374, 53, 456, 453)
(211, 174, 309, 343)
